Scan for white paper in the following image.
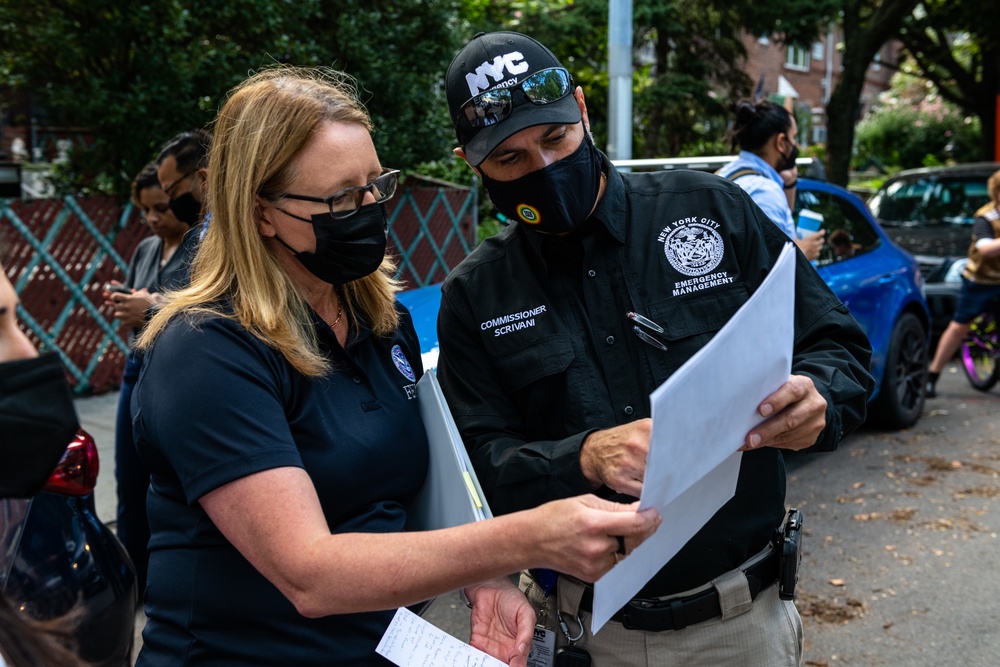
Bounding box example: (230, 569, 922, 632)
(591, 242, 797, 633)
(376, 606, 508, 667)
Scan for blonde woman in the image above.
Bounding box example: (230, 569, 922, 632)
(131, 67, 659, 666)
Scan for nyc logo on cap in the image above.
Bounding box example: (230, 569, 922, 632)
(464, 51, 529, 97)
(391, 345, 416, 382)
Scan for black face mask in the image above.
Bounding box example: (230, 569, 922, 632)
(777, 141, 799, 173)
(480, 133, 604, 235)
(0, 353, 79, 498)
(276, 202, 389, 286)
(169, 191, 203, 225)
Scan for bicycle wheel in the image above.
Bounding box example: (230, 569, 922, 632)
(960, 309, 1000, 391)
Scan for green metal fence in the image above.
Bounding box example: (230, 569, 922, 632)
(1, 180, 477, 394)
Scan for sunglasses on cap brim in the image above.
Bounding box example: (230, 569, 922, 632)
(457, 68, 574, 129)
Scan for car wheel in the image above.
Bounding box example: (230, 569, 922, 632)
(871, 312, 928, 429)
(960, 309, 1000, 392)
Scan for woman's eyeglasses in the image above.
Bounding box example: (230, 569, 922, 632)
(280, 169, 399, 220)
(457, 68, 574, 129)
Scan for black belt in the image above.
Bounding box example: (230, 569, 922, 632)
(577, 546, 779, 632)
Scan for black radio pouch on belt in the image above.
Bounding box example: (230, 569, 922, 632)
(777, 508, 804, 600)
(555, 646, 592, 667)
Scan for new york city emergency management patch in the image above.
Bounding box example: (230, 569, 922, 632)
(658, 217, 735, 296)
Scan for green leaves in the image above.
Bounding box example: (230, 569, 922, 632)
(0, 0, 471, 198)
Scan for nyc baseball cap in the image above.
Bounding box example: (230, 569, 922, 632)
(446, 31, 581, 166)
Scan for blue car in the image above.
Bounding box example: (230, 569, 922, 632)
(795, 178, 929, 428)
(398, 177, 930, 430)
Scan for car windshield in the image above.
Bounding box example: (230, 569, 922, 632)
(871, 175, 990, 225)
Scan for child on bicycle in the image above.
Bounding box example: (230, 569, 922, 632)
(927, 169, 1000, 398)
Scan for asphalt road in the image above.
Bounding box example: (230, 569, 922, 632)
(79, 359, 999, 665)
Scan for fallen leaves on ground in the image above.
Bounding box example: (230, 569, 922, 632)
(956, 486, 1000, 498)
(797, 591, 868, 623)
(852, 508, 916, 523)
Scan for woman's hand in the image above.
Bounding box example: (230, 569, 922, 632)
(533, 495, 661, 582)
(105, 285, 158, 329)
(466, 578, 535, 667)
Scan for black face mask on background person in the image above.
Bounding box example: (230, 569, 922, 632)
(777, 141, 799, 173)
(480, 134, 604, 235)
(0, 353, 79, 498)
(275, 201, 389, 286)
(169, 191, 203, 226)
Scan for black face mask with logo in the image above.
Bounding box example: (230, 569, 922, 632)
(480, 134, 604, 235)
(276, 202, 389, 286)
(0, 353, 79, 498)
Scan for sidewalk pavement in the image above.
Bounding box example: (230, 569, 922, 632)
(75, 390, 121, 525)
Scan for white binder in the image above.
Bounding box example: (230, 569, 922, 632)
(406, 369, 492, 531)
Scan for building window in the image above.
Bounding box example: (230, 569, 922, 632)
(812, 42, 824, 61)
(786, 45, 810, 71)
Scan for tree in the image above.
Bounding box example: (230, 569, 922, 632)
(854, 81, 982, 168)
(0, 0, 473, 198)
(895, 0, 1000, 162)
(824, 0, 921, 186)
(499, 0, 838, 158)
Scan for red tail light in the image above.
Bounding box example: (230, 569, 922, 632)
(43, 429, 100, 496)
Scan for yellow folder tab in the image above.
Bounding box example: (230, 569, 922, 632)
(462, 471, 483, 509)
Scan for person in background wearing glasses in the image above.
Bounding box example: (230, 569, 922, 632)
(156, 129, 212, 239)
(128, 65, 660, 666)
(102, 162, 201, 596)
(435, 31, 873, 666)
(717, 99, 827, 262)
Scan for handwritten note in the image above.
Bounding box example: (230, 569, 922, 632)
(376, 607, 508, 667)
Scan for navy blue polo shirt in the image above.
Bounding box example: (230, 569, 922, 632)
(131, 302, 428, 666)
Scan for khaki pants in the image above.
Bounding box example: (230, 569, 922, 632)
(521, 569, 803, 667)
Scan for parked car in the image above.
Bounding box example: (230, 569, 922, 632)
(794, 178, 930, 428)
(397, 175, 931, 429)
(1, 428, 138, 666)
(867, 162, 1000, 336)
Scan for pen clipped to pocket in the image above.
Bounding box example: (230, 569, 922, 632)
(627, 311, 668, 352)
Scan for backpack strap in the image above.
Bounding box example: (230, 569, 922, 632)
(722, 168, 763, 182)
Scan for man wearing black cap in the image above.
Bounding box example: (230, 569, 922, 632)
(435, 31, 874, 665)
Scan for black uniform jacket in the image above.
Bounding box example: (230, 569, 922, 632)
(437, 161, 874, 596)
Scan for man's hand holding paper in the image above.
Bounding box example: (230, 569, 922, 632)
(579, 418, 651, 497)
(742, 373, 828, 452)
(589, 243, 801, 633)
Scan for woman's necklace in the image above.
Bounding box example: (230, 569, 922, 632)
(330, 300, 344, 329)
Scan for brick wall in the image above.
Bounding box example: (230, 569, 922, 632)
(741, 30, 900, 145)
